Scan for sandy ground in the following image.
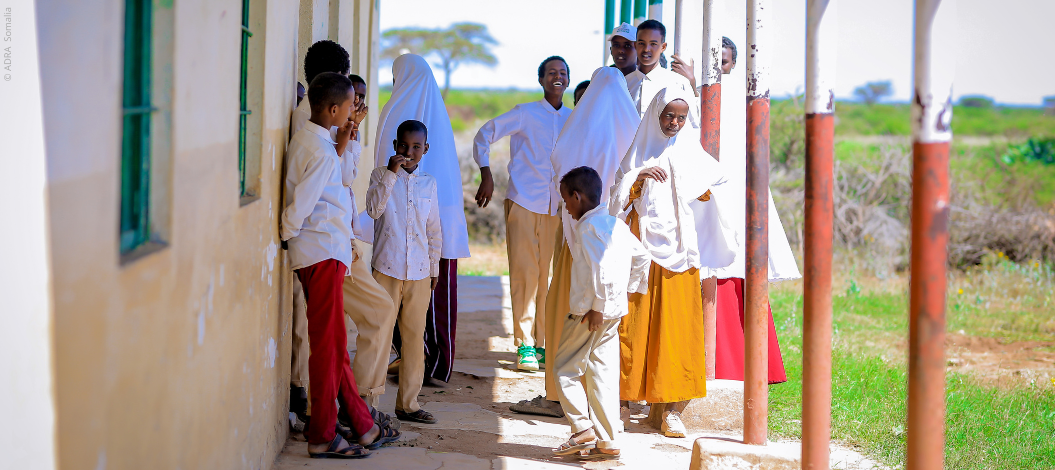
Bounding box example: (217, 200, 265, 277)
(274, 276, 886, 469)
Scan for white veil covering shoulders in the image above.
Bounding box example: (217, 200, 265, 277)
(373, 54, 469, 259)
(610, 87, 737, 275)
(550, 66, 640, 247)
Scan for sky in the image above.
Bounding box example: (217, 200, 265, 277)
(378, 0, 1055, 106)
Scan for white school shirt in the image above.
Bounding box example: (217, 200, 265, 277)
(569, 205, 651, 321)
(291, 98, 365, 240)
(280, 122, 355, 274)
(472, 100, 572, 216)
(625, 66, 694, 118)
(365, 166, 442, 281)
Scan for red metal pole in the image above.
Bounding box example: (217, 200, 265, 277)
(699, 0, 722, 380)
(803, 0, 836, 468)
(907, 1, 955, 468)
(743, 0, 770, 446)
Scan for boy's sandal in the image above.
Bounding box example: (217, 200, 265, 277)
(308, 435, 371, 459)
(365, 424, 401, 449)
(552, 437, 597, 456)
(395, 409, 437, 424)
(509, 395, 565, 418)
(577, 448, 620, 461)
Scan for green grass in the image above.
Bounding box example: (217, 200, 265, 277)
(379, 88, 573, 132)
(768, 272, 1055, 469)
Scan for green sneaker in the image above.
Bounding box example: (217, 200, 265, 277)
(535, 347, 546, 365)
(517, 344, 539, 371)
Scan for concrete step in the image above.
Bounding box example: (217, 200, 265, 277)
(647, 379, 744, 433)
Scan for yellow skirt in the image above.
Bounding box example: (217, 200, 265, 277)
(543, 220, 572, 401)
(619, 209, 707, 403)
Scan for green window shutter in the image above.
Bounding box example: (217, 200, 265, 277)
(120, 0, 153, 253)
(239, 0, 253, 196)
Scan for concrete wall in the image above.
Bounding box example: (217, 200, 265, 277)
(33, 0, 377, 468)
(0, 2, 57, 469)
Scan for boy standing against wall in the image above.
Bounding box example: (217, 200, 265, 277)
(282, 72, 399, 458)
(366, 120, 443, 425)
(472, 56, 572, 371)
(551, 167, 650, 461)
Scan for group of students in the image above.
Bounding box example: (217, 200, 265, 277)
(279, 17, 799, 462)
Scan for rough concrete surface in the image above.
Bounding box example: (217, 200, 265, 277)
(274, 276, 886, 469)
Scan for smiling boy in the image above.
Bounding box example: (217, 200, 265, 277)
(472, 56, 572, 371)
(366, 119, 443, 425)
(625, 20, 693, 118)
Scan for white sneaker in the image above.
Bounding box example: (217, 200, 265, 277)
(662, 411, 687, 438)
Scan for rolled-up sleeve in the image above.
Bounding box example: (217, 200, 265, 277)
(472, 107, 522, 168)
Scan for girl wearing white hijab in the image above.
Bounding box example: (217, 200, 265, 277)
(518, 67, 640, 417)
(608, 87, 736, 437)
(374, 54, 468, 383)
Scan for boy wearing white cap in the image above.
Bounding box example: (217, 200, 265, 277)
(473, 56, 573, 371)
(609, 22, 638, 76)
(625, 20, 694, 118)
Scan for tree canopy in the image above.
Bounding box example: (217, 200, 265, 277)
(853, 80, 893, 106)
(381, 22, 498, 98)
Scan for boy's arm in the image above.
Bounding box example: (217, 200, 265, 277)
(340, 140, 362, 187)
(472, 107, 522, 207)
(365, 168, 396, 220)
(625, 229, 651, 295)
(574, 224, 612, 316)
(426, 181, 443, 278)
(280, 150, 333, 241)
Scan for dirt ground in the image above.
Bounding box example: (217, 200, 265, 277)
(944, 333, 1055, 387)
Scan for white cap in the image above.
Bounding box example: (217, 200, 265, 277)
(611, 22, 636, 42)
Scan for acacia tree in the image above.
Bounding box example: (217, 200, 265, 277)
(381, 22, 498, 98)
(853, 80, 893, 105)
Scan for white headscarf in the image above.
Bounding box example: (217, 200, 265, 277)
(550, 66, 640, 246)
(373, 54, 469, 259)
(610, 87, 737, 274)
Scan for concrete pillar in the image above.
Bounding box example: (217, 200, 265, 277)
(633, 0, 647, 25)
(0, 2, 57, 469)
(907, 1, 956, 469)
(698, 0, 722, 380)
(803, 0, 837, 468)
(649, 0, 663, 22)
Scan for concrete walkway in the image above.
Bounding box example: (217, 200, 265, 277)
(274, 276, 885, 469)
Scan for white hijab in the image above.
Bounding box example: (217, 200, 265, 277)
(610, 87, 737, 274)
(550, 66, 640, 246)
(373, 54, 469, 259)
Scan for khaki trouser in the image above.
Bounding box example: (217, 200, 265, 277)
(290, 245, 397, 407)
(505, 199, 560, 348)
(554, 315, 623, 449)
(372, 271, 433, 413)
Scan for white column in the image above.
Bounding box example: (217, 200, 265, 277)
(913, 0, 956, 144)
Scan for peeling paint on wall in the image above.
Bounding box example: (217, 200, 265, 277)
(266, 338, 277, 368)
(197, 309, 206, 345)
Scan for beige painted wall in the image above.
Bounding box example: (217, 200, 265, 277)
(32, 0, 380, 468)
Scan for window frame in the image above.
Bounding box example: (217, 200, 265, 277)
(120, 0, 154, 254)
(238, 0, 253, 197)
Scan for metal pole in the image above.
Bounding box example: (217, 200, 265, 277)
(700, 0, 722, 380)
(605, 0, 617, 65)
(649, 0, 663, 22)
(621, 0, 633, 26)
(634, 0, 648, 26)
(673, 0, 683, 55)
(803, 0, 837, 467)
(907, 0, 955, 468)
(743, 0, 770, 446)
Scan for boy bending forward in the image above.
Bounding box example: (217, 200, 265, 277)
(551, 167, 650, 461)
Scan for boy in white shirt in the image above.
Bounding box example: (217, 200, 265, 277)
(625, 20, 694, 117)
(550, 167, 651, 461)
(366, 119, 442, 425)
(281, 72, 399, 458)
(472, 56, 572, 371)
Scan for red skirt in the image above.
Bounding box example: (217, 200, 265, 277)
(713, 278, 788, 384)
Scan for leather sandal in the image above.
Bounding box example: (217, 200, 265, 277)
(307, 435, 370, 459)
(395, 409, 437, 424)
(552, 436, 597, 456)
(365, 423, 401, 449)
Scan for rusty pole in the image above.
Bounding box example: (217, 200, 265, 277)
(803, 0, 837, 467)
(907, 0, 955, 469)
(743, 0, 770, 446)
(699, 0, 723, 380)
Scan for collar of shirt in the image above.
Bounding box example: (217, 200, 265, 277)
(395, 166, 421, 178)
(575, 204, 608, 230)
(304, 120, 336, 145)
(540, 99, 565, 114)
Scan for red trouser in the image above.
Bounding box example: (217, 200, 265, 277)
(296, 259, 374, 444)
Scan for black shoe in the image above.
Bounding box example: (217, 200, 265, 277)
(290, 385, 309, 423)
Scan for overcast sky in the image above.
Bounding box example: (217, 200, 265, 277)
(378, 0, 1055, 106)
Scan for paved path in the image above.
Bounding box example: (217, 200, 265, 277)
(274, 276, 884, 469)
